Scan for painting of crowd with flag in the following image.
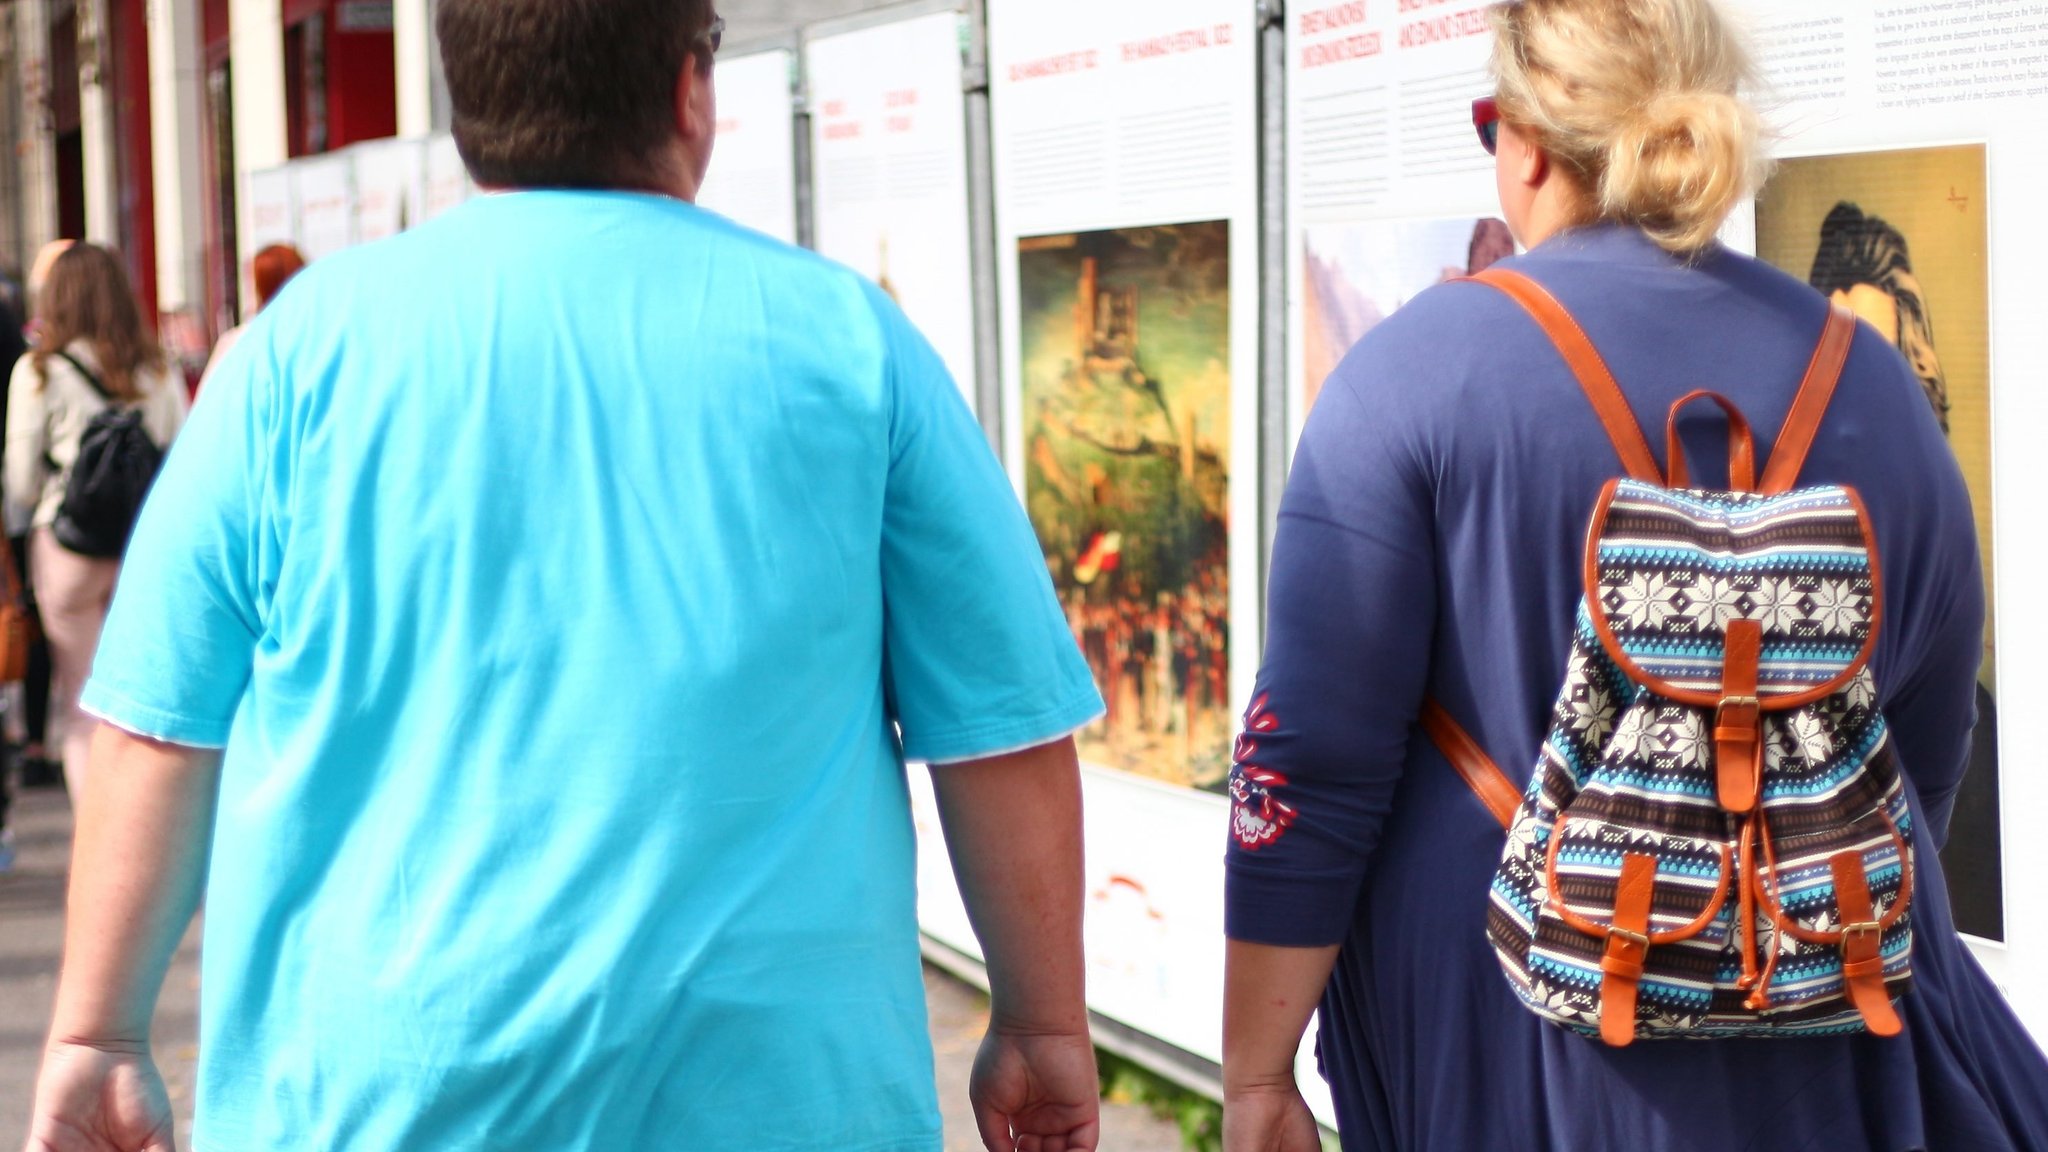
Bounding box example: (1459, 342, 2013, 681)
(1018, 220, 1235, 790)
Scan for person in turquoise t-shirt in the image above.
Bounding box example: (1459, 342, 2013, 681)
(24, 3, 1105, 1150)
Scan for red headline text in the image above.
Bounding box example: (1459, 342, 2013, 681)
(1302, 32, 1385, 68)
(1007, 50, 1099, 82)
(1120, 25, 1233, 62)
(1300, 2, 1369, 36)
(1400, 7, 1489, 47)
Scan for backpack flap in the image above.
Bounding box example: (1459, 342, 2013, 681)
(1582, 479, 1882, 712)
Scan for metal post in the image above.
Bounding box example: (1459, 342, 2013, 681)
(963, 0, 1002, 448)
(791, 44, 815, 251)
(1256, 0, 1288, 628)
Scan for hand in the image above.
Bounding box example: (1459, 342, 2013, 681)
(968, 1027, 1101, 1152)
(1223, 1082, 1323, 1152)
(24, 1040, 176, 1152)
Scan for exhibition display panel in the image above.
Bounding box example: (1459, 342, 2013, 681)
(349, 138, 425, 246)
(807, 4, 981, 408)
(695, 47, 802, 246)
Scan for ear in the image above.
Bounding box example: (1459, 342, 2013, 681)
(674, 55, 714, 145)
(1516, 134, 1549, 190)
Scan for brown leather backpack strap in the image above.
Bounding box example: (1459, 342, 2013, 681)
(1419, 698, 1521, 829)
(1664, 390, 1757, 493)
(1830, 851, 1904, 1037)
(1758, 302, 1857, 495)
(1469, 268, 1664, 485)
(1598, 853, 1657, 1048)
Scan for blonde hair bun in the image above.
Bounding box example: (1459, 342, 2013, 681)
(1602, 90, 1758, 253)
(1491, 0, 1772, 255)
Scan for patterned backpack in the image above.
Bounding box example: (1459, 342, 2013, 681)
(1425, 268, 1912, 1047)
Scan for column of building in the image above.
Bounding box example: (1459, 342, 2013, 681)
(10, 0, 61, 263)
(227, 0, 286, 320)
(75, 0, 121, 244)
(146, 0, 207, 323)
(393, 0, 431, 138)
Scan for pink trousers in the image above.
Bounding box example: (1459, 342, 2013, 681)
(30, 528, 119, 799)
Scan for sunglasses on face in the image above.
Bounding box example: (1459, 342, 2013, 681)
(1473, 96, 1501, 155)
(699, 14, 726, 54)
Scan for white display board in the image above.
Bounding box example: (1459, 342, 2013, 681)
(808, 7, 979, 407)
(291, 153, 357, 260)
(985, 0, 1278, 1110)
(1722, 0, 2040, 1041)
(421, 134, 472, 223)
(350, 138, 425, 245)
(1287, 0, 1504, 447)
(243, 166, 297, 252)
(698, 49, 800, 244)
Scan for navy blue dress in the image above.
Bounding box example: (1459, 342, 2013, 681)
(1227, 224, 2048, 1151)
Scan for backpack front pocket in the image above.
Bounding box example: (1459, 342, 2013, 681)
(1524, 810, 1735, 1041)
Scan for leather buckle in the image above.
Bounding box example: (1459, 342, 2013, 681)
(1714, 694, 1760, 733)
(1840, 920, 1882, 953)
(1602, 925, 1651, 979)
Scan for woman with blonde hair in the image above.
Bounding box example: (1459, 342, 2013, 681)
(4, 243, 187, 797)
(1221, 1, 2048, 1149)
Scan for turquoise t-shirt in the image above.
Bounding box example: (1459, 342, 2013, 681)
(82, 191, 1102, 1151)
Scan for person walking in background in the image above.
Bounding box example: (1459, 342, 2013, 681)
(196, 242, 305, 396)
(2, 243, 76, 801)
(1221, 1, 2048, 1149)
(4, 243, 187, 802)
(25, 2, 1104, 1151)
(3, 244, 71, 795)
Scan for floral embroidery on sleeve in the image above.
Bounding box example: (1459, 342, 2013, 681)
(1229, 694, 1297, 850)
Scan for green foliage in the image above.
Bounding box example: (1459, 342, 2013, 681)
(1096, 1049, 1224, 1152)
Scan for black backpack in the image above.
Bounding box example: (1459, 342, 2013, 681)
(50, 352, 163, 558)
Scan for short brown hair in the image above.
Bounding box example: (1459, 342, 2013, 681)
(437, 0, 717, 191)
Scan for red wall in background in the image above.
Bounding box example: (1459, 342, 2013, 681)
(112, 0, 158, 323)
(203, 0, 230, 67)
(326, 20, 396, 149)
(285, 3, 397, 156)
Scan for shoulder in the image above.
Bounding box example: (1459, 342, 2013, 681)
(1315, 271, 1553, 448)
(6, 350, 40, 392)
(137, 362, 184, 402)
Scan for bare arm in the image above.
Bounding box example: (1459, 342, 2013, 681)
(929, 735, 1097, 1152)
(27, 724, 220, 1152)
(1221, 941, 1339, 1152)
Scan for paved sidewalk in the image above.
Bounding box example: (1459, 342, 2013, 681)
(2, 787, 1184, 1150)
(0, 787, 201, 1151)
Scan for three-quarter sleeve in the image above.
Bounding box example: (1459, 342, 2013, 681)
(1225, 355, 1439, 948)
(4, 356, 46, 517)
